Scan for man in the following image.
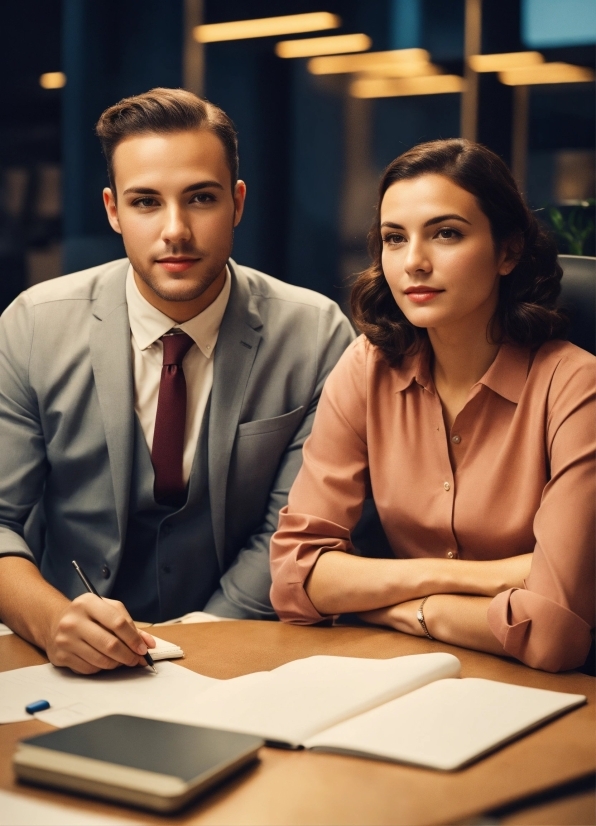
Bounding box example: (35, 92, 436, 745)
(0, 88, 353, 674)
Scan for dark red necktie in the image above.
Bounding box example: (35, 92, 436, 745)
(152, 331, 194, 505)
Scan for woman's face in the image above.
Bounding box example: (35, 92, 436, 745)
(380, 174, 514, 338)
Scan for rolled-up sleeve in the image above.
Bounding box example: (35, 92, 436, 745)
(270, 339, 370, 624)
(487, 355, 595, 671)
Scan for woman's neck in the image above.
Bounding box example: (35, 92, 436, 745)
(429, 324, 500, 431)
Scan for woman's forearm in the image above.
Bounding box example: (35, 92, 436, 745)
(304, 551, 532, 615)
(360, 595, 506, 657)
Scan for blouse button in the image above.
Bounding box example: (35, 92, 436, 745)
(451, 434, 461, 444)
(447, 551, 454, 559)
(443, 481, 451, 491)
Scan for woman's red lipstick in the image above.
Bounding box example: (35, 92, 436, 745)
(404, 286, 443, 303)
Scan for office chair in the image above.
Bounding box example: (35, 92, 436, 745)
(558, 255, 596, 355)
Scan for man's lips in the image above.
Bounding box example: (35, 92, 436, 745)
(156, 257, 200, 273)
(404, 286, 443, 303)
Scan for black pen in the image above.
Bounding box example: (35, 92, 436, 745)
(71, 559, 156, 672)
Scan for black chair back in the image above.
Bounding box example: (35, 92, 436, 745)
(558, 255, 596, 355)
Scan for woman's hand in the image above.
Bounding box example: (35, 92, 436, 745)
(359, 594, 507, 657)
(481, 553, 533, 596)
(358, 600, 425, 636)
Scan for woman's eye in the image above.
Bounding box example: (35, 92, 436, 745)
(436, 228, 461, 240)
(382, 233, 405, 245)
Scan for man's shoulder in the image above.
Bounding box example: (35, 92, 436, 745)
(234, 261, 343, 315)
(23, 258, 129, 307)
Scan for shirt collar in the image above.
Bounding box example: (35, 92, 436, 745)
(392, 339, 530, 403)
(392, 339, 433, 393)
(125, 264, 231, 359)
(478, 342, 530, 403)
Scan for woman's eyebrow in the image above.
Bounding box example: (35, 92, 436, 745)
(424, 213, 471, 227)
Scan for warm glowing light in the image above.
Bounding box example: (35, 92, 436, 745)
(308, 49, 430, 74)
(469, 52, 544, 72)
(359, 63, 442, 79)
(351, 75, 465, 98)
(39, 72, 66, 89)
(194, 12, 340, 43)
(499, 63, 595, 85)
(275, 33, 371, 58)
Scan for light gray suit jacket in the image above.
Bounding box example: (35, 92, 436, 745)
(0, 258, 354, 618)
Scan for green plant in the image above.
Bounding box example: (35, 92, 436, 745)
(546, 199, 595, 256)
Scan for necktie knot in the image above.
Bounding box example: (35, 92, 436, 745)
(161, 331, 194, 366)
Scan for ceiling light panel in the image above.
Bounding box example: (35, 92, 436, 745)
(308, 48, 430, 74)
(469, 52, 544, 72)
(39, 72, 66, 89)
(275, 33, 371, 58)
(194, 12, 340, 43)
(499, 63, 595, 85)
(351, 75, 465, 98)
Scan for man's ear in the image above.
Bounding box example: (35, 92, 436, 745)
(233, 180, 247, 228)
(498, 234, 523, 276)
(103, 188, 122, 234)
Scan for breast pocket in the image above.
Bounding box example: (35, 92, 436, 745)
(237, 405, 305, 439)
(232, 406, 305, 493)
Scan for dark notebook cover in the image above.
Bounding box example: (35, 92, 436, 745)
(19, 714, 263, 784)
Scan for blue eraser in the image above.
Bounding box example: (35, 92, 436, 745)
(25, 699, 51, 714)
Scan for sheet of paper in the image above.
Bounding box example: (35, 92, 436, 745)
(180, 652, 461, 746)
(153, 611, 234, 625)
(304, 677, 587, 770)
(0, 788, 144, 825)
(0, 661, 219, 727)
(0, 623, 13, 636)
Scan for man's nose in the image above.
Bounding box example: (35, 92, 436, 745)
(161, 206, 192, 244)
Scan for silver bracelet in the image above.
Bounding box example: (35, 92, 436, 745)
(416, 596, 434, 640)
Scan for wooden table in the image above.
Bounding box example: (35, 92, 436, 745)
(1, 621, 594, 825)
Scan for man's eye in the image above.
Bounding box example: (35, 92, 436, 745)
(133, 197, 158, 208)
(192, 192, 216, 204)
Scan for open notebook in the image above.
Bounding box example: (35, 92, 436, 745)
(167, 653, 586, 770)
(3, 652, 586, 771)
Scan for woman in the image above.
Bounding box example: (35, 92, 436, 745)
(270, 139, 595, 672)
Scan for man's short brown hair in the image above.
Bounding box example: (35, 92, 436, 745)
(95, 87, 239, 193)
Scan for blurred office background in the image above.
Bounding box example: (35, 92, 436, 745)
(0, 0, 594, 312)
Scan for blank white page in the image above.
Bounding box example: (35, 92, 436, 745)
(304, 677, 586, 770)
(185, 653, 461, 746)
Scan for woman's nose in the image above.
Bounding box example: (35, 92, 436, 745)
(404, 238, 431, 274)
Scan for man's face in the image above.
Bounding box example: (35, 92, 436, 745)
(103, 128, 245, 321)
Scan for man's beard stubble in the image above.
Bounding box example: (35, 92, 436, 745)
(128, 242, 231, 304)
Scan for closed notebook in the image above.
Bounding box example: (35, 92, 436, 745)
(13, 714, 263, 813)
(148, 635, 184, 661)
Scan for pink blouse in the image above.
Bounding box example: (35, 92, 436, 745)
(270, 337, 596, 672)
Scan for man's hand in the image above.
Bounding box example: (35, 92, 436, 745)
(0, 557, 157, 676)
(45, 594, 156, 674)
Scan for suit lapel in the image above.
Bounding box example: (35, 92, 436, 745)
(209, 261, 262, 570)
(89, 262, 134, 546)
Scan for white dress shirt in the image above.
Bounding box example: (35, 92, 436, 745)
(125, 265, 231, 484)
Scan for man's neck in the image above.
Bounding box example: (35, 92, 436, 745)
(133, 268, 227, 323)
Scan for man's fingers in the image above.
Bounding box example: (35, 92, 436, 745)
(140, 629, 156, 649)
(76, 595, 148, 655)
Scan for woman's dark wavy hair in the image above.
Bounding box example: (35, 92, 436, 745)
(351, 138, 566, 366)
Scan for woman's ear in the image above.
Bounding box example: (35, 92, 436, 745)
(498, 234, 524, 276)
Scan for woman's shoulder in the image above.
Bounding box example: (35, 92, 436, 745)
(532, 340, 596, 382)
(528, 340, 596, 417)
